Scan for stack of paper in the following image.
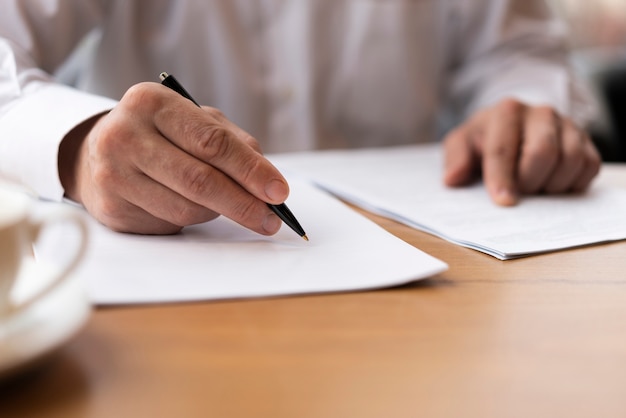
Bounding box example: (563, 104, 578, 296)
(270, 144, 626, 259)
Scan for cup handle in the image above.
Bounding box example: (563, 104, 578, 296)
(12, 208, 89, 315)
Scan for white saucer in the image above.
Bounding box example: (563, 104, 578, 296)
(0, 258, 91, 380)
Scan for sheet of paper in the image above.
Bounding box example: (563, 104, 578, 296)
(270, 144, 626, 259)
(35, 179, 446, 305)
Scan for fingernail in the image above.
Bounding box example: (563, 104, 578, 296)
(495, 187, 518, 206)
(265, 179, 288, 202)
(263, 213, 282, 234)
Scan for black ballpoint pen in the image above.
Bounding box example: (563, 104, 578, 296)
(159, 72, 309, 241)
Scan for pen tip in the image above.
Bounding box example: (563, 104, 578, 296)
(159, 72, 169, 81)
(302, 234, 309, 242)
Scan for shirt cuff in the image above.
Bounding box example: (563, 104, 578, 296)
(467, 60, 598, 129)
(0, 83, 117, 201)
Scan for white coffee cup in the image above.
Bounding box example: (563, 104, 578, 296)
(0, 187, 88, 319)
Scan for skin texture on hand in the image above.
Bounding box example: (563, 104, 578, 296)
(443, 98, 602, 206)
(59, 82, 289, 235)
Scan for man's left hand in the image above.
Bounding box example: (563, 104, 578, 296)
(443, 98, 602, 205)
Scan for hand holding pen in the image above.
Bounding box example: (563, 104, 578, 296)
(59, 77, 306, 238)
(159, 72, 308, 240)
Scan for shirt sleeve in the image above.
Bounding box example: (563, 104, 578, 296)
(0, 81, 116, 200)
(0, 0, 115, 201)
(445, 0, 598, 128)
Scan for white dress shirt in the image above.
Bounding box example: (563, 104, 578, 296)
(0, 0, 594, 201)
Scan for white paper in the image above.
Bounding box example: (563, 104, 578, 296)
(270, 144, 626, 259)
(35, 179, 446, 305)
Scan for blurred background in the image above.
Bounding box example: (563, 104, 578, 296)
(551, 0, 626, 161)
(55, 1, 626, 161)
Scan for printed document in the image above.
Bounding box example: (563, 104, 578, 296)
(270, 144, 626, 259)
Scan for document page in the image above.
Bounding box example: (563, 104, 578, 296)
(37, 178, 447, 305)
(270, 144, 626, 259)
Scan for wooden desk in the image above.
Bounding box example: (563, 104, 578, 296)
(2, 165, 626, 418)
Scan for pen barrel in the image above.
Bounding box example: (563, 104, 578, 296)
(268, 203, 306, 238)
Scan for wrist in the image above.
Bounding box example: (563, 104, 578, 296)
(58, 112, 106, 203)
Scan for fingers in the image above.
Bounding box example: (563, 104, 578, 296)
(481, 99, 524, 206)
(445, 99, 602, 207)
(109, 171, 220, 233)
(203, 105, 264, 154)
(517, 107, 561, 194)
(131, 133, 283, 235)
(519, 109, 601, 194)
(152, 84, 289, 204)
(571, 138, 602, 191)
(443, 125, 481, 187)
(76, 82, 287, 235)
(79, 120, 220, 234)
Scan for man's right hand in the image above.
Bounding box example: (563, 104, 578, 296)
(59, 82, 289, 235)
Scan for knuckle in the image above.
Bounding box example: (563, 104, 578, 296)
(536, 106, 559, 122)
(555, 156, 584, 183)
(238, 154, 265, 185)
(560, 131, 589, 168)
(567, 151, 584, 169)
(497, 98, 524, 116)
(229, 198, 260, 223)
(486, 142, 517, 160)
(180, 164, 215, 198)
(195, 125, 231, 160)
(121, 82, 163, 112)
(524, 133, 559, 159)
(169, 203, 203, 226)
(564, 128, 585, 148)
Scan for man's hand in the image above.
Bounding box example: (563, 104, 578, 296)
(443, 98, 601, 205)
(59, 82, 289, 235)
